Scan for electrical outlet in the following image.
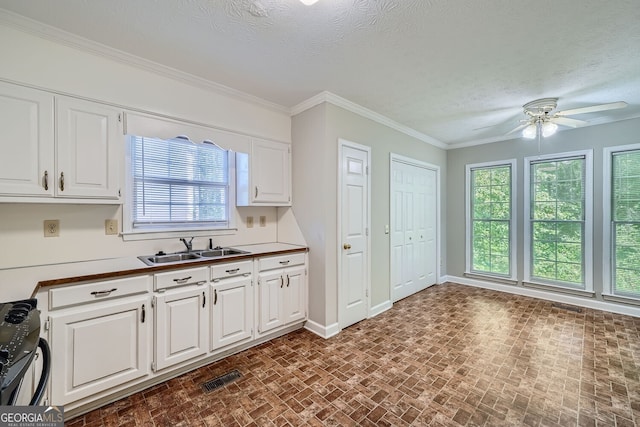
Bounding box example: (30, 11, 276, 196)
(259, 216, 266, 227)
(105, 219, 118, 235)
(44, 220, 59, 237)
(246, 216, 254, 228)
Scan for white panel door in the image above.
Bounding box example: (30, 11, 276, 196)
(56, 96, 121, 199)
(258, 270, 284, 333)
(283, 265, 306, 324)
(154, 287, 208, 371)
(211, 276, 253, 351)
(340, 143, 370, 329)
(251, 139, 291, 203)
(0, 82, 54, 196)
(391, 159, 438, 302)
(49, 296, 149, 405)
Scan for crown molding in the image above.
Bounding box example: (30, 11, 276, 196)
(0, 9, 290, 114)
(291, 91, 447, 149)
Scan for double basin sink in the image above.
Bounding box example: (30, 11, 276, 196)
(138, 247, 249, 266)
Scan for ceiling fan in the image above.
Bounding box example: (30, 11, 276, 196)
(508, 98, 628, 139)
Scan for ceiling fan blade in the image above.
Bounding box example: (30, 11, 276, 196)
(506, 123, 528, 135)
(550, 117, 588, 128)
(556, 101, 628, 116)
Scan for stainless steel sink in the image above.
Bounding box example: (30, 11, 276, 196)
(139, 253, 201, 265)
(196, 248, 249, 258)
(139, 247, 249, 266)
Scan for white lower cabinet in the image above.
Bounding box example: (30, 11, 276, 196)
(152, 267, 208, 371)
(39, 250, 307, 416)
(257, 253, 307, 334)
(210, 261, 253, 351)
(48, 293, 150, 405)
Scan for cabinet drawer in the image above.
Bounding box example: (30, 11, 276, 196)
(154, 266, 208, 291)
(211, 261, 253, 281)
(50, 276, 150, 310)
(258, 253, 305, 271)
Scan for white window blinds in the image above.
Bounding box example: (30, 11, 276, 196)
(130, 136, 229, 229)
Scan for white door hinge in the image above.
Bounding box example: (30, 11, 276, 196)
(151, 362, 156, 371)
(366, 289, 369, 298)
(151, 296, 156, 308)
(118, 113, 122, 122)
(43, 398, 49, 406)
(365, 228, 369, 236)
(44, 319, 50, 331)
(366, 166, 369, 175)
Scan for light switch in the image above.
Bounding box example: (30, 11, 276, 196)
(246, 216, 254, 228)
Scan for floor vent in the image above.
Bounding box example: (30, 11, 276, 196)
(201, 370, 242, 393)
(551, 303, 582, 313)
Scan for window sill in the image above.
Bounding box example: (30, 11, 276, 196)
(121, 228, 237, 242)
(464, 272, 517, 285)
(523, 280, 595, 297)
(602, 293, 640, 307)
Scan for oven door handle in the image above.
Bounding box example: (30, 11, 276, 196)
(29, 338, 51, 406)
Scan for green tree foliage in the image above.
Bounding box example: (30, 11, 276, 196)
(471, 166, 511, 275)
(530, 159, 584, 285)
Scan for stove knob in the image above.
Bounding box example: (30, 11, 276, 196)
(4, 313, 26, 324)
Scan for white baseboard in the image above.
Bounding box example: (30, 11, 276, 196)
(446, 275, 640, 318)
(369, 300, 392, 318)
(304, 319, 340, 339)
(438, 275, 448, 284)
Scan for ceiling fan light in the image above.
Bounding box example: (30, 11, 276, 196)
(299, 0, 319, 5)
(522, 124, 537, 139)
(541, 121, 558, 138)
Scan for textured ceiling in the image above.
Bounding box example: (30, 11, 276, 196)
(1, 0, 639, 146)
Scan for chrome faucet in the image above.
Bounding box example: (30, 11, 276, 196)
(180, 237, 194, 252)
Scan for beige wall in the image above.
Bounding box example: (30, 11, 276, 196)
(292, 102, 447, 330)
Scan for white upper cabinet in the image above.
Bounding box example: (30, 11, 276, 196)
(56, 97, 121, 199)
(0, 81, 122, 203)
(0, 82, 54, 197)
(237, 138, 291, 206)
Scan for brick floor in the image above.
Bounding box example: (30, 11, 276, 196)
(66, 282, 640, 426)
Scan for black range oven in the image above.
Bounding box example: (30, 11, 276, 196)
(0, 298, 50, 405)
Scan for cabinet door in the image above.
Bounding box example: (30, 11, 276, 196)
(154, 287, 208, 371)
(0, 82, 54, 196)
(258, 270, 284, 333)
(56, 97, 121, 199)
(283, 265, 306, 324)
(211, 276, 252, 351)
(49, 296, 149, 405)
(251, 139, 291, 204)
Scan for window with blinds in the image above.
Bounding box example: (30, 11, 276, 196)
(129, 136, 229, 230)
(611, 149, 640, 298)
(528, 155, 587, 287)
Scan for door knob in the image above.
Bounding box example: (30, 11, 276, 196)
(343, 243, 351, 250)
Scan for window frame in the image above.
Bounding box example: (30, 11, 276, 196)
(524, 150, 593, 292)
(465, 159, 517, 281)
(122, 136, 237, 241)
(603, 143, 640, 300)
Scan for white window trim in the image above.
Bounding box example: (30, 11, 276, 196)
(121, 143, 237, 241)
(524, 149, 593, 291)
(465, 159, 517, 281)
(602, 143, 640, 298)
